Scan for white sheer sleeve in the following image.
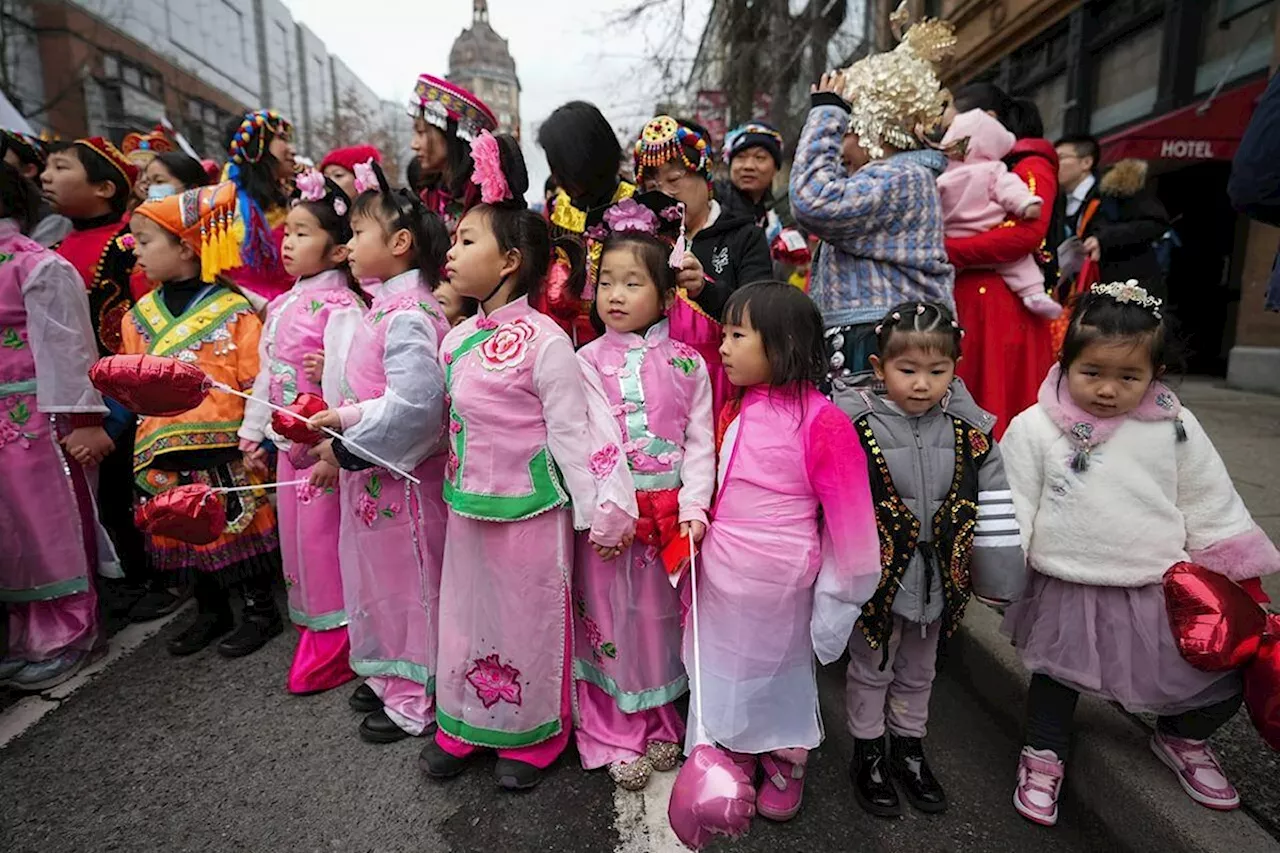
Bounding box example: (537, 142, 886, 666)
(677, 365, 715, 525)
(22, 255, 107, 414)
(342, 311, 445, 474)
(320, 303, 361, 406)
(537, 335, 637, 543)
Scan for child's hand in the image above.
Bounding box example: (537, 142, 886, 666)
(812, 70, 847, 96)
(679, 520, 707, 545)
(310, 438, 339, 468)
(1023, 201, 1043, 221)
(239, 439, 268, 476)
(302, 351, 325, 384)
(308, 460, 339, 489)
(677, 253, 706, 298)
(1082, 236, 1101, 261)
(62, 426, 114, 467)
(309, 409, 343, 431)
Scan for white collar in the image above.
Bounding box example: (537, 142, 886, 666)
(1071, 174, 1096, 203)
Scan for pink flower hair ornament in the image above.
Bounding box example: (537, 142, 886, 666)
(469, 130, 512, 204)
(295, 168, 326, 202)
(353, 158, 379, 195)
(603, 198, 660, 236)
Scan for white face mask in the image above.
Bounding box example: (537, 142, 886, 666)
(147, 183, 176, 201)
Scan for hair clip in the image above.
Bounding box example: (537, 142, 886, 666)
(916, 304, 926, 315)
(295, 169, 326, 202)
(469, 130, 512, 204)
(353, 159, 378, 194)
(603, 198, 660, 237)
(873, 324, 884, 334)
(1091, 279, 1163, 314)
(891, 312, 901, 321)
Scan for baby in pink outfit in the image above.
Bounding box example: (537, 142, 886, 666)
(937, 109, 1061, 319)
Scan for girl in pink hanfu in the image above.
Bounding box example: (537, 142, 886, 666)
(309, 161, 452, 744)
(692, 281, 880, 823)
(572, 193, 716, 791)
(240, 170, 363, 695)
(0, 160, 119, 691)
(417, 132, 637, 792)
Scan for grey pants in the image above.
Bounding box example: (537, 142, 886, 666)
(845, 617, 942, 740)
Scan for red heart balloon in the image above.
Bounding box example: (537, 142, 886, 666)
(134, 484, 227, 545)
(271, 392, 327, 446)
(1244, 621, 1280, 751)
(1163, 562, 1266, 672)
(90, 354, 210, 417)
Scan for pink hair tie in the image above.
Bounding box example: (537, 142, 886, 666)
(295, 168, 326, 202)
(352, 159, 379, 195)
(469, 130, 512, 204)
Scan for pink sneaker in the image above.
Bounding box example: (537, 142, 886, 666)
(756, 753, 806, 822)
(1022, 291, 1064, 319)
(1150, 732, 1240, 810)
(1014, 746, 1064, 826)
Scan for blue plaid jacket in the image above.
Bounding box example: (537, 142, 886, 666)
(790, 103, 955, 327)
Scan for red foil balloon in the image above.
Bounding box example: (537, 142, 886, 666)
(134, 484, 226, 545)
(271, 393, 327, 446)
(1164, 562, 1266, 671)
(667, 744, 756, 850)
(1164, 562, 1280, 751)
(90, 354, 210, 417)
(1245, 626, 1280, 751)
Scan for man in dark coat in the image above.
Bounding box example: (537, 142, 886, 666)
(1228, 72, 1280, 312)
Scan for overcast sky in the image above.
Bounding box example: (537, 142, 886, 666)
(281, 0, 712, 203)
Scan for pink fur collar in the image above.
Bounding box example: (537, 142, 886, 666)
(1037, 365, 1182, 466)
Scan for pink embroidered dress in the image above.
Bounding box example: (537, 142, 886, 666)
(240, 269, 362, 694)
(435, 295, 637, 768)
(0, 219, 115, 667)
(572, 320, 715, 769)
(332, 270, 450, 735)
(689, 384, 879, 755)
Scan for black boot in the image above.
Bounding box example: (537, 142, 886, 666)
(359, 708, 410, 744)
(890, 735, 947, 813)
(167, 606, 234, 656)
(850, 736, 902, 817)
(419, 739, 470, 778)
(216, 593, 283, 659)
(494, 758, 543, 791)
(349, 682, 383, 713)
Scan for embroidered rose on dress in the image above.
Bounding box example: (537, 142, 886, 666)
(466, 654, 523, 708)
(356, 475, 399, 526)
(1, 399, 37, 449)
(356, 492, 379, 527)
(478, 318, 539, 372)
(477, 317, 498, 331)
(443, 351, 454, 365)
(589, 443, 620, 480)
(296, 483, 325, 505)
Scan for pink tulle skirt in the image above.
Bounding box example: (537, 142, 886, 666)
(1002, 573, 1241, 716)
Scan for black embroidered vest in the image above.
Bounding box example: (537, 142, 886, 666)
(854, 416, 991, 666)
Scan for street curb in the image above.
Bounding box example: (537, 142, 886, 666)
(947, 605, 1280, 853)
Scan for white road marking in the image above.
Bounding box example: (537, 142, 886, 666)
(0, 604, 189, 749)
(614, 767, 686, 852)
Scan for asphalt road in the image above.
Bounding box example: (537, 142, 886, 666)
(1, 613, 1114, 853)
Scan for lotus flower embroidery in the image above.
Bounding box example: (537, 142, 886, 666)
(466, 654, 523, 708)
(589, 443, 620, 480)
(479, 318, 538, 372)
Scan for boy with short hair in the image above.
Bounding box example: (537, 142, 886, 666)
(0, 130, 70, 247)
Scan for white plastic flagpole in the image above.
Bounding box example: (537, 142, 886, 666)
(689, 529, 707, 743)
(213, 478, 309, 494)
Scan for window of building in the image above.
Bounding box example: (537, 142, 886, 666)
(1196, 0, 1275, 93)
(1089, 23, 1162, 133)
(1027, 74, 1068, 141)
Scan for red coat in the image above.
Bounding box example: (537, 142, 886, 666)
(946, 137, 1057, 440)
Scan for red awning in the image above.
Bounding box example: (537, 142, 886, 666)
(1100, 77, 1267, 164)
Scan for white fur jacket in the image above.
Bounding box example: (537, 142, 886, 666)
(1001, 367, 1280, 588)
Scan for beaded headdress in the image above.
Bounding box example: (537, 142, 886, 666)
(1090, 280, 1163, 320)
(633, 116, 712, 188)
(74, 136, 139, 190)
(227, 110, 293, 166)
(407, 74, 498, 142)
(121, 125, 176, 169)
(132, 181, 244, 283)
(836, 2, 956, 159)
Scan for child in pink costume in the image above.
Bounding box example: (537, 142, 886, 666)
(417, 132, 637, 792)
(692, 281, 880, 822)
(0, 161, 117, 691)
(240, 170, 363, 695)
(309, 164, 452, 744)
(573, 193, 716, 791)
(937, 109, 1059, 319)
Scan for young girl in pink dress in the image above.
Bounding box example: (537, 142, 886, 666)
(240, 170, 363, 695)
(692, 281, 880, 822)
(573, 192, 716, 791)
(0, 159, 117, 691)
(416, 132, 637, 791)
(309, 161, 452, 744)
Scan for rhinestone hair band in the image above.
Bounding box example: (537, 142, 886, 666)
(1091, 280, 1163, 319)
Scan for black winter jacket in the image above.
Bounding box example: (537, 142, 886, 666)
(690, 204, 773, 320)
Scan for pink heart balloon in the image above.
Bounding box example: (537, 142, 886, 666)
(667, 744, 755, 850)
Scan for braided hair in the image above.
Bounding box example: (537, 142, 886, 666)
(873, 301, 964, 361)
